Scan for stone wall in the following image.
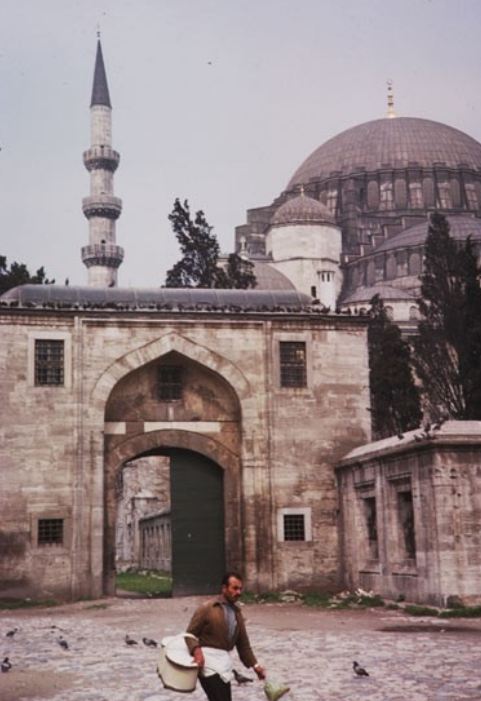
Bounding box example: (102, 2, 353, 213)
(337, 422, 481, 606)
(0, 307, 370, 599)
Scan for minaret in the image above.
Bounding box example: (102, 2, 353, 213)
(386, 80, 396, 119)
(81, 37, 124, 287)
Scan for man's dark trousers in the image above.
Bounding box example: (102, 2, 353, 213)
(199, 673, 232, 701)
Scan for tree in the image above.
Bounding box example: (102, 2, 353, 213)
(223, 252, 257, 289)
(413, 212, 481, 419)
(368, 294, 422, 438)
(165, 199, 256, 289)
(0, 255, 54, 295)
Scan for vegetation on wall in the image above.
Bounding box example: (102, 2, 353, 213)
(165, 198, 256, 289)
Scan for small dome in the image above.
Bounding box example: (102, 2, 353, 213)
(251, 261, 296, 290)
(271, 193, 334, 226)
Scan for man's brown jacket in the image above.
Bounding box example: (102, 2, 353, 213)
(186, 596, 257, 668)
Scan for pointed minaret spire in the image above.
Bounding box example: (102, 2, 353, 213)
(81, 38, 124, 287)
(386, 80, 396, 119)
(90, 38, 111, 108)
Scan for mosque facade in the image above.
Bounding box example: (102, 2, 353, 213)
(1, 42, 481, 605)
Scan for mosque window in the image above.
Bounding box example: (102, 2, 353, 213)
(379, 181, 393, 210)
(397, 490, 416, 560)
(363, 496, 379, 560)
(385, 306, 394, 320)
(277, 507, 312, 542)
(437, 182, 452, 208)
(34, 339, 64, 386)
(38, 518, 64, 546)
(158, 365, 182, 400)
(408, 182, 423, 209)
(279, 342, 307, 388)
(409, 306, 420, 320)
(465, 184, 478, 210)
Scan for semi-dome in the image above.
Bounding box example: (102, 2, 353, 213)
(375, 215, 481, 254)
(288, 117, 481, 187)
(271, 192, 335, 226)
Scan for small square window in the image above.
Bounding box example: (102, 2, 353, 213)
(279, 341, 307, 388)
(38, 519, 64, 545)
(35, 339, 64, 386)
(283, 513, 305, 541)
(158, 365, 182, 400)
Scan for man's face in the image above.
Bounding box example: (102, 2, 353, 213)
(222, 576, 243, 604)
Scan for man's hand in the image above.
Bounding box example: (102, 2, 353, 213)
(193, 647, 205, 668)
(253, 664, 266, 680)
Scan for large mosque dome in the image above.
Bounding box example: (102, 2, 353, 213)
(287, 117, 481, 187)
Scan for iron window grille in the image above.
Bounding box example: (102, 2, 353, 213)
(279, 341, 307, 387)
(158, 365, 182, 400)
(34, 339, 64, 386)
(283, 513, 306, 541)
(38, 518, 64, 545)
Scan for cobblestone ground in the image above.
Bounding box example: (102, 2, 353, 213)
(2, 597, 481, 701)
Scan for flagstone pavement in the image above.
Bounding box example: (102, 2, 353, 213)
(1, 596, 481, 701)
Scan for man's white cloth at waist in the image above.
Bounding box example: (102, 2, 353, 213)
(200, 647, 234, 683)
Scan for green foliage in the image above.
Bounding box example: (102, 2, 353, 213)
(302, 592, 332, 608)
(224, 252, 257, 289)
(439, 605, 481, 618)
(165, 199, 256, 289)
(413, 212, 481, 419)
(0, 597, 58, 610)
(404, 604, 439, 616)
(116, 569, 172, 597)
(368, 294, 422, 438)
(0, 255, 54, 295)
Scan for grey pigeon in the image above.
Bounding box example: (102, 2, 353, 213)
(353, 661, 369, 677)
(6, 628, 18, 638)
(1, 657, 12, 672)
(58, 637, 69, 650)
(142, 637, 157, 648)
(233, 669, 254, 685)
(125, 634, 138, 646)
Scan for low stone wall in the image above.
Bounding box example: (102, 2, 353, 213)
(337, 421, 481, 607)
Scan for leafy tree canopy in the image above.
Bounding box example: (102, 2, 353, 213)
(0, 255, 54, 295)
(368, 294, 421, 439)
(165, 199, 256, 289)
(413, 212, 481, 420)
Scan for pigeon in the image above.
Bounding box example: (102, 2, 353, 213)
(233, 669, 254, 685)
(125, 634, 138, 646)
(58, 637, 69, 650)
(142, 637, 158, 648)
(6, 627, 18, 638)
(1, 657, 12, 672)
(353, 661, 369, 677)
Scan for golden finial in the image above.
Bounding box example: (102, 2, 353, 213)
(387, 80, 396, 119)
(96, 24, 101, 40)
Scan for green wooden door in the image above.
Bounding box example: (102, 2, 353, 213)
(169, 449, 225, 596)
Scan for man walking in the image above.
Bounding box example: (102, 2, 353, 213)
(186, 571, 266, 701)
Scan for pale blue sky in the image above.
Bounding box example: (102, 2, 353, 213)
(2, 0, 481, 286)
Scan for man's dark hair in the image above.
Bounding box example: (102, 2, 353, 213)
(221, 571, 243, 586)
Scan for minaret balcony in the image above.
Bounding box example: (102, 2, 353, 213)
(81, 243, 124, 268)
(82, 195, 122, 220)
(83, 146, 120, 172)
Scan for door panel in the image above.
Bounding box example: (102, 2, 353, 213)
(170, 449, 225, 596)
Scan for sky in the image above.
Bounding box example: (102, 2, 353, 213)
(2, 0, 481, 287)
